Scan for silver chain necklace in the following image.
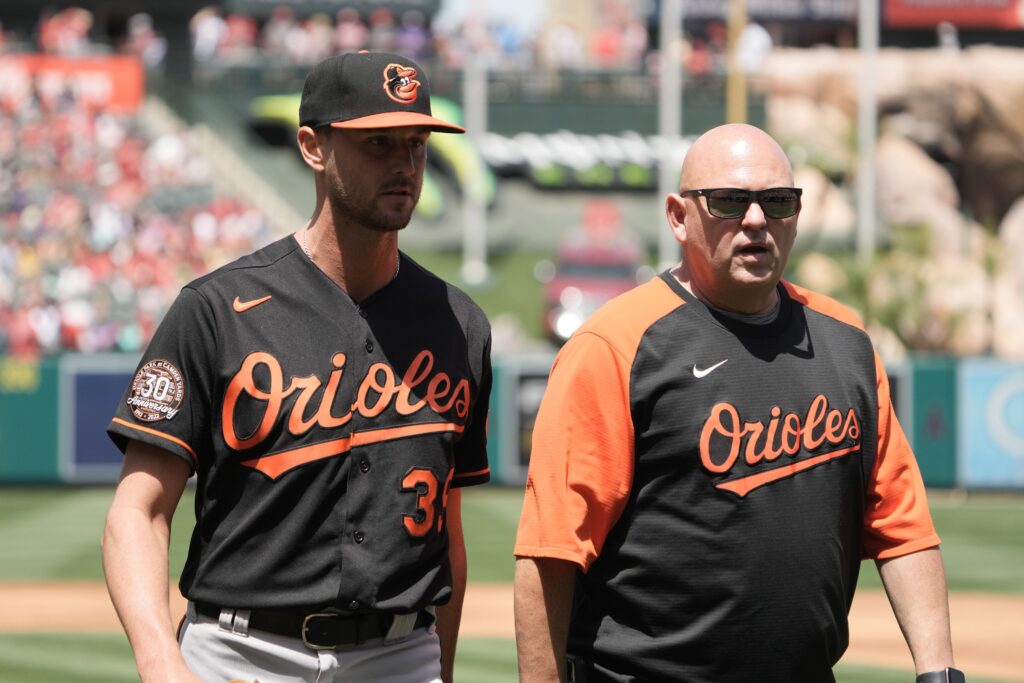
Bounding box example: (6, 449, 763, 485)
(301, 224, 400, 282)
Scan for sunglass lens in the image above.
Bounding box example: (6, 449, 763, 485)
(706, 190, 751, 218)
(759, 189, 800, 218)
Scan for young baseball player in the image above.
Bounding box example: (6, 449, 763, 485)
(102, 51, 491, 683)
(514, 124, 964, 682)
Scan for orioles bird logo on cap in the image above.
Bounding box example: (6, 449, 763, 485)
(383, 64, 420, 104)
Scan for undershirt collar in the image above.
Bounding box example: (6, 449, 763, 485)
(705, 293, 782, 325)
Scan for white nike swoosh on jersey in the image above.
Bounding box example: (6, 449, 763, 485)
(692, 359, 728, 378)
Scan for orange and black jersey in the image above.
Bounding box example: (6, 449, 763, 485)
(515, 272, 938, 683)
(108, 235, 491, 613)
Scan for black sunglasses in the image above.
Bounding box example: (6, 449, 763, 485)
(679, 187, 803, 219)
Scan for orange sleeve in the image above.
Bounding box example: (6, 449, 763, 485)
(513, 330, 637, 571)
(862, 351, 941, 559)
(783, 282, 940, 559)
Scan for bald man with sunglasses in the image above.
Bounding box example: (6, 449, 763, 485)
(514, 124, 961, 683)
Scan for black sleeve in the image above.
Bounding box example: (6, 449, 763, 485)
(106, 286, 218, 473)
(452, 329, 491, 488)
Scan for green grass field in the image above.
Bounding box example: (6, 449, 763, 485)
(0, 486, 1021, 682)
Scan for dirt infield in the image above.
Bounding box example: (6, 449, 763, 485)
(0, 583, 1020, 681)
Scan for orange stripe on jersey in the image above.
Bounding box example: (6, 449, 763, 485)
(782, 280, 865, 331)
(242, 436, 353, 479)
(351, 422, 463, 448)
(863, 351, 940, 558)
(112, 418, 198, 465)
(241, 422, 464, 480)
(454, 467, 490, 480)
(515, 276, 685, 570)
(716, 445, 861, 497)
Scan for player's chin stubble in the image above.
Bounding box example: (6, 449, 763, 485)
(328, 183, 417, 233)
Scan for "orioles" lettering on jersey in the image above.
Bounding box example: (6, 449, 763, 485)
(700, 394, 861, 497)
(220, 350, 471, 479)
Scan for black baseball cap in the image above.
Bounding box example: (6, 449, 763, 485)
(299, 51, 465, 133)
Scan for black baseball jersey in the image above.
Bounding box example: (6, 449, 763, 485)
(515, 272, 938, 682)
(108, 235, 491, 613)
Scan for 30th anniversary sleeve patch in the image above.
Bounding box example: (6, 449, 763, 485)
(127, 359, 184, 422)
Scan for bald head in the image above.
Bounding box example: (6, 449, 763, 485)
(665, 124, 801, 315)
(680, 124, 793, 192)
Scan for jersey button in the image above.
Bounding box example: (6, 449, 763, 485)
(413, 509, 426, 524)
(364, 339, 374, 353)
(359, 458, 370, 473)
(353, 531, 365, 543)
(357, 308, 367, 319)
(348, 600, 360, 611)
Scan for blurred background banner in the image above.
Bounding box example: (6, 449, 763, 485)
(958, 359, 1024, 488)
(59, 354, 137, 483)
(0, 54, 145, 111)
(885, 0, 1024, 29)
(909, 357, 959, 488)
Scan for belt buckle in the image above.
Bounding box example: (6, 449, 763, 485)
(302, 612, 351, 650)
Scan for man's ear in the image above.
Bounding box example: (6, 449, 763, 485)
(665, 193, 688, 244)
(297, 126, 327, 172)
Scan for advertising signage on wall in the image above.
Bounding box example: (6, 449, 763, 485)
(0, 55, 144, 112)
(59, 354, 139, 483)
(958, 359, 1024, 488)
(885, 0, 1024, 28)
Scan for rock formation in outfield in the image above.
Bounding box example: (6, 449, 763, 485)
(754, 46, 1024, 359)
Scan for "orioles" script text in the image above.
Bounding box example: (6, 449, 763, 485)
(699, 394, 860, 474)
(222, 350, 470, 451)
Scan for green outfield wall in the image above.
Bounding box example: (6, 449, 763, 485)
(0, 357, 59, 481)
(0, 353, 1020, 489)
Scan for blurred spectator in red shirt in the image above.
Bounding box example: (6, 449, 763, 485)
(39, 7, 94, 57)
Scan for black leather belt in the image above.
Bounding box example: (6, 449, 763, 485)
(195, 602, 433, 649)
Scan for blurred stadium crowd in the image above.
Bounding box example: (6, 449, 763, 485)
(0, 6, 169, 67)
(185, 2, 753, 77)
(0, 3, 754, 76)
(0, 82, 272, 356)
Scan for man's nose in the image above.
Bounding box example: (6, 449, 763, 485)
(392, 143, 420, 174)
(741, 199, 767, 229)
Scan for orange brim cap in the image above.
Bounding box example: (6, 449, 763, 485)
(328, 111, 465, 133)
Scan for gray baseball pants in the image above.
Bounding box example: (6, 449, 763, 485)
(178, 601, 442, 683)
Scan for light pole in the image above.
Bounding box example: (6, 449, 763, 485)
(657, 0, 684, 270)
